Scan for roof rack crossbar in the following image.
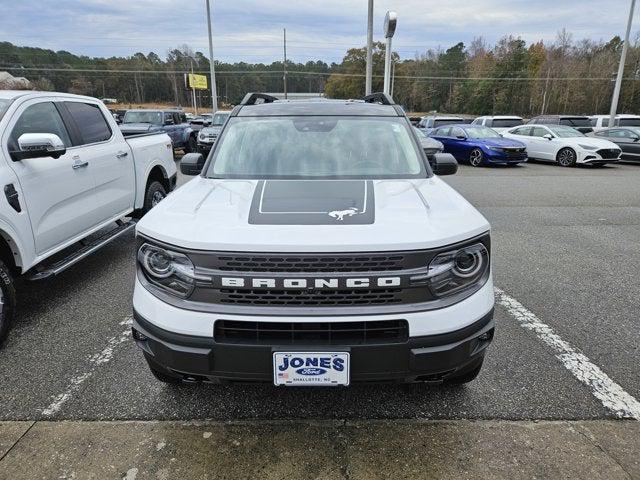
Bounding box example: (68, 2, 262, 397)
(240, 92, 279, 105)
(362, 92, 395, 105)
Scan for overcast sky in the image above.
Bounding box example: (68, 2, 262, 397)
(1, 0, 638, 64)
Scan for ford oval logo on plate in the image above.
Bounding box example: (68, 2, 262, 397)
(296, 367, 327, 376)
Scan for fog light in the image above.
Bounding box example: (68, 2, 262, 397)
(132, 328, 148, 341)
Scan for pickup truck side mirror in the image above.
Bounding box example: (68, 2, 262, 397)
(164, 117, 174, 126)
(180, 153, 205, 175)
(432, 153, 458, 176)
(11, 133, 67, 161)
(543, 133, 553, 140)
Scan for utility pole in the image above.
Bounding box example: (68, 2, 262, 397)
(205, 0, 218, 112)
(609, 0, 636, 127)
(365, 0, 374, 95)
(541, 69, 551, 115)
(190, 58, 198, 115)
(283, 28, 288, 99)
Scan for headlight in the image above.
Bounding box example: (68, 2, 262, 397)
(488, 146, 503, 151)
(414, 243, 489, 298)
(138, 243, 195, 297)
(198, 132, 205, 141)
(578, 144, 597, 150)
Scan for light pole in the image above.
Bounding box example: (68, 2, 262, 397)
(609, 0, 636, 128)
(365, 0, 374, 95)
(205, 0, 218, 113)
(383, 11, 397, 95)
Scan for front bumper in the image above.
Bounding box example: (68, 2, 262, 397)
(133, 309, 494, 384)
(484, 150, 527, 164)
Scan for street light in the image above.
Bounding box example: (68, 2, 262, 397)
(609, 0, 636, 128)
(205, 0, 218, 113)
(383, 11, 397, 95)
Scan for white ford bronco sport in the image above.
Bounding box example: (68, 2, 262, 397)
(133, 92, 494, 386)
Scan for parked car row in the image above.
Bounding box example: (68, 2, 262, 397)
(413, 112, 640, 167)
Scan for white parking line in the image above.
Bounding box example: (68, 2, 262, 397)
(495, 287, 640, 420)
(41, 317, 133, 417)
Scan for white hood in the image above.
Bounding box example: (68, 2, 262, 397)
(136, 176, 490, 252)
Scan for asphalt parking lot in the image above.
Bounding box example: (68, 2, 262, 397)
(0, 159, 639, 478)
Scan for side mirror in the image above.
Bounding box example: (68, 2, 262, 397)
(180, 152, 205, 175)
(432, 153, 458, 176)
(632, 136, 640, 142)
(164, 117, 174, 126)
(12, 133, 66, 161)
(543, 133, 553, 140)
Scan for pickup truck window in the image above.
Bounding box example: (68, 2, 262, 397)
(64, 102, 112, 144)
(0, 99, 12, 122)
(208, 116, 426, 179)
(10, 102, 72, 148)
(123, 111, 162, 125)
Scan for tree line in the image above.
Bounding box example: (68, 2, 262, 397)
(2, 31, 640, 115)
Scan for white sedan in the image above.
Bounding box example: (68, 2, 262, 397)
(503, 124, 621, 166)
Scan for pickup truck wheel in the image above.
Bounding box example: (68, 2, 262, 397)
(145, 181, 167, 210)
(444, 357, 484, 385)
(0, 261, 17, 346)
(185, 135, 197, 154)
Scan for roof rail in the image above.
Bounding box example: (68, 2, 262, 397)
(362, 92, 395, 105)
(240, 92, 279, 105)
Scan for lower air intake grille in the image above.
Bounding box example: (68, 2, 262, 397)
(214, 319, 409, 345)
(217, 288, 403, 306)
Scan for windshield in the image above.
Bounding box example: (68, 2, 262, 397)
(434, 119, 462, 127)
(618, 118, 640, 126)
(207, 116, 427, 179)
(493, 118, 523, 128)
(548, 125, 584, 138)
(123, 111, 163, 125)
(212, 112, 229, 126)
(464, 126, 501, 139)
(0, 99, 12, 122)
(559, 117, 590, 127)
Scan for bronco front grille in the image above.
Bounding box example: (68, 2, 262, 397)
(215, 254, 407, 272)
(218, 288, 403, 306)
(214, 319, 409, 345)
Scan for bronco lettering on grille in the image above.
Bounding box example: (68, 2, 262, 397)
(220, 277, 401, 289)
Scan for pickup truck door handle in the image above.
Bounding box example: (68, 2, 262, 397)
(116, 151, 129, 159)
(72, 159, 89, 169)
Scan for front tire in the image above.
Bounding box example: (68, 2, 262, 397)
(556, 147, 577, 167)
(185, 135, 197, 154)
(469, 148, 484, 167)
(0, 261, 17, 347)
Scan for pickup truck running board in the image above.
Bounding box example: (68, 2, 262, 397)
(27, 220, 137, 281)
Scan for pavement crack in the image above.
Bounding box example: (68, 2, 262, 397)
(0, 421, 36, 463)
(573, 423, 633, 479)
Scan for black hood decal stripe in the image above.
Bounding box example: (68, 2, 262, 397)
(249, 180, 375, 225)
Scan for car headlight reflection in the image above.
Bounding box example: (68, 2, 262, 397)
(138, 243, 196, 297)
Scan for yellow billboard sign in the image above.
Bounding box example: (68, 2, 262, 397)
(187, 73, 208, 90)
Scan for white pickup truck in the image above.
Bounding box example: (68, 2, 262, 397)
(0, 90, 177, 344)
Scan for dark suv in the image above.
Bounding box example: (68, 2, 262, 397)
(528, 115, 593, 134)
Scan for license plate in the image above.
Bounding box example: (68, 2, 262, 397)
(273, 352, 350, 386)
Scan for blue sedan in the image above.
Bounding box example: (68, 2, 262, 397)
(429, 125, 528, 167)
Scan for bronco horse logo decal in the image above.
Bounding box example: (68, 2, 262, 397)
(328, 207, 359, 221)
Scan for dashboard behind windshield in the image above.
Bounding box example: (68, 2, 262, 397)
(123, 111, 163, 125)
(207, 116, 428, 179)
